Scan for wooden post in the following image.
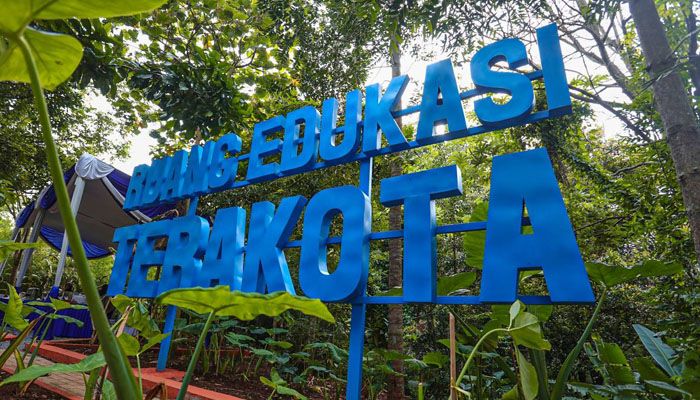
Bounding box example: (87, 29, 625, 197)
(450, 313, 457, 400)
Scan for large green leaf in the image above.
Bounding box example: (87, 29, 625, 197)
(597, 342, 635, 385)
(633, 324, 681, 377)
(644, 380, 691, 397)
(46, 313, 84, 327)
(631, 357, 671, 383)
(515, 347, 538, 400)
(422, 351, 449, 368)
(0, 0, 167, 33)
(0, 352, 106, 386)
(585, 260, 682, 288)
(140, 333, 169, 354)
(0, 241, 38, 259)
(3, 284, 28, 331)
(463, 202, 488, 269)
(507, 301, 551, 351)
(0, 28, 82, 90)
(156, 286, 335, 323)
(437, 272, 477, 295)
(117, 334, 140, 357)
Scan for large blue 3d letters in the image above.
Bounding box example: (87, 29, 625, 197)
(126, 220, 170, 298)
(158, 216, 209, 294)
(241, 196, 307, 294)
(362, 75, 409, 153)
(248, 116, 285, 181)
(380, 165, 463, 302)
(479, 148, 594, 303)
(416, 59, 467, 142)
(199, 207, 246, 290)
(471, 39, 534, 127)
(299, 186, 371, 302)
(320, 90, 362, 162)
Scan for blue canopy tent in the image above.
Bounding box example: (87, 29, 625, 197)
(1, 154, 174, 297)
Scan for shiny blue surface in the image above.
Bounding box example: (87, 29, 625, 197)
(241, 196, 306, 294)
(110, 23, 592, 397)
(479, 148, 594, 303)
(380, 165, 463, 302)
(299, 186, 371, 302)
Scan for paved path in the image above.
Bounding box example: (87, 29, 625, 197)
(3, 353, 86, 399)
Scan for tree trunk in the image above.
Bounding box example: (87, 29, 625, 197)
(629, 0, 700, 266)
(387, 44, 405, 400)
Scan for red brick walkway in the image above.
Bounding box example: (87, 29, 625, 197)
(8, 342, 246, 400)
(3, 353, 85, 400)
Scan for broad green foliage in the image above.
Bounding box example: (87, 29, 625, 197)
(0, 352, 106, 387)
(0, 0, 165, 89)
(0, 241, 38, 259)
(633, 324, 680, 378)
(260, 369, 308, 400)
(157, 285, 335, 400)
(2, 284, 28, 330)
(0, 0, 166, 398)
(0, 0, 167, 32)
(0, 28, 82, 90)
(585, 260, 683, 288)
(156, 286, 335, 323)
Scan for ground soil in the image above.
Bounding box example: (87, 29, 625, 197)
(49, 343, 374, 400)
(0, 371, 64, 399)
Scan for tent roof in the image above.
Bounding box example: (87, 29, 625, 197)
(15, 154, 175, 258)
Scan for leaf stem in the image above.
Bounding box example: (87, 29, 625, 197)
(454, 328, 507, 390)
(177, 311, 215, 400)
(14, 32, 140, 400)
(550, 289, 607, 400)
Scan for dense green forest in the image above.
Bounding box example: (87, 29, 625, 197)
(0, 0, 698, 399)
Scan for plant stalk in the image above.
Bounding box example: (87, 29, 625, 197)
(550, 290, 607, 400)
(14, 33, 140, 400)
(454, 328, 506, 390)
(177, 311, 215, 400)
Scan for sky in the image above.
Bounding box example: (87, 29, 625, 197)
(106, 29, 626, 175)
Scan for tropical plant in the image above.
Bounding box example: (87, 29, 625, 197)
(0, 1, 167, 397)
(156, 285, 335, 400)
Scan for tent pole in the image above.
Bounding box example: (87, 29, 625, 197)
(0, 226, 21, 276)
(51, 176, 86, 297)
(14, 207, 47, 290)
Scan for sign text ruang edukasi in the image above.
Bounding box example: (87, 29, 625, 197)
(108, 23, 594, 397)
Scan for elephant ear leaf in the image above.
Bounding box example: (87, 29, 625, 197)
(156, 286, 335, 323)
(0, 0, 167, 32)
(2, 284, 28, 331)
(633, 324, 681, 377)
(0, 28, 82, 90)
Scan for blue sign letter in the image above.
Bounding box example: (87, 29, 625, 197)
(241, 196, 307, 294)
(247, 116, 284, 181)
(107, 225, 140, 296)
(208, 133, 242, 190)
(199, 207, 246, 290)
(281, 106, 320, 174)
(158, 216, 209, 294)
(320, 90, 362, 162)
(362, 75, 409, 153)
(126, 220, 171, 298)
(416, 59, 467, 142)
(471, 38, 534, 127)
(479, 148, 594, 303)
(380, 165, 463, 302)
(299, 186, 371, 302)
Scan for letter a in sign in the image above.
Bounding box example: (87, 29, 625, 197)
(479, 149, 594, 303)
